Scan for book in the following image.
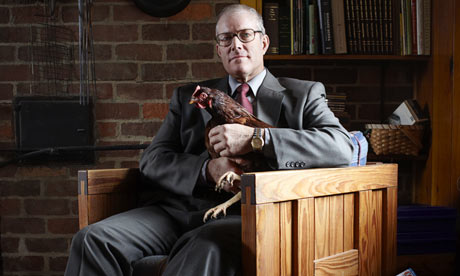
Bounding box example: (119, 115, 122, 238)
(344, 0, 356, 53)
(388, 99, 427, 125)
(331, 0, 347, 54)
(422, 0, 430, 55)
(309, 3, 319, 54)
(317, 0, 335, 54)
(411, 0, 417, 54)
(263, 2, 280, 54)
(416, 0, 424, 55)
(279, 0, 292, 54)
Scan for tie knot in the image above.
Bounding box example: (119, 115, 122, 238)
(237, 83, 250, 97)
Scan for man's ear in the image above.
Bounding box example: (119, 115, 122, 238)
(262, 34, 270, 55)
(216, 44, 222, 58)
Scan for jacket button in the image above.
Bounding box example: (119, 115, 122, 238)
(300, 162, 305, 167)
(286, 162, 291, 167)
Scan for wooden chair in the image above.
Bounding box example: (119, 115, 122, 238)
(78, 163, 398, 276)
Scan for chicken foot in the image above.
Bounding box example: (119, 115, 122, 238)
(203, 171, 241, 222)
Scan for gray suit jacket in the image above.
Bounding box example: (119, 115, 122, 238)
(139, 70, 353, 209)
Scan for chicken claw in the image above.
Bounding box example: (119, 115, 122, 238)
(203, 171, 241, 222)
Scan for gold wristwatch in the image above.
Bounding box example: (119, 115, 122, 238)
(251, 128, 264, 152)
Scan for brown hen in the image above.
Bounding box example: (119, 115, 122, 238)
(189, 85, 273, 221)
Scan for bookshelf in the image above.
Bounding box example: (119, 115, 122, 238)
(265, 54, 430, 61)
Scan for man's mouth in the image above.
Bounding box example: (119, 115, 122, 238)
(230, 55, 248, 62)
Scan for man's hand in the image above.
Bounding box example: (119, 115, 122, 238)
(208, 124, 257, 157)
(206, 157, 243, 194)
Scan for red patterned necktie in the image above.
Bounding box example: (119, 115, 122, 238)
(236, 83, 253, 114)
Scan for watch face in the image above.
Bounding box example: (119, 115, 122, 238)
(251, 137, 263, 150)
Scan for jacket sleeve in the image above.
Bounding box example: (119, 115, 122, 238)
(266, 81, 353, 169)
(139, 86, 209, 197)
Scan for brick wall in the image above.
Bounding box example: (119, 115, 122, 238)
(0, 0, 414, 275)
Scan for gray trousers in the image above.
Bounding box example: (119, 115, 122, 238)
(65, 204, 242, 276)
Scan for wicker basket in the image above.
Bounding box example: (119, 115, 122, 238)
(365, 124, 424, 156)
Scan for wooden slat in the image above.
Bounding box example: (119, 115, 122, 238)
(255, 203, 280, 276)
(78, 171, 89, 229)
(343, 193, 355, 251)
(369, 190, 382, 275)
(86, 168, 139, 194)
(382, 187, 397, 276)
(244, 164, 397, 204)
(314, 249, 359, 276)
(358, 190, 371, 275)
(330, 195, 344, 256)
(279, 201, 292, 276)
(314, 196, 330, 260)
(241, 185, 257, 276)
(293, 198, 314, 276)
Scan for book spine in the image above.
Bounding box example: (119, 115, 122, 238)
(304, 0, 310, 54)
(405, 0, 412, 55)
(416, 0, 423, 55)
(422, 0, 430, 55)
(353, 0, 363, 53)
(344, 0, 355, 53)
(279, 1, 292, 54)
(317, 0, 335, 54)
(263, 2, 280, 54)
(411, 0, 417, 54)
(309, 3, 319, 54)
(331, 0, 347, 54)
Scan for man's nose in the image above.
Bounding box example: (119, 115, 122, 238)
(230, 35, 243, 50)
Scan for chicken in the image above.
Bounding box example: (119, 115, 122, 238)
(189, 85, 273, 222)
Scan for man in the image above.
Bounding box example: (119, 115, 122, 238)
(65, 4, 353, 276)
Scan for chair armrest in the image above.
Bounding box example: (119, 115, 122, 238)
(241, 163, 398, 205)
(78, 168, 140, 229)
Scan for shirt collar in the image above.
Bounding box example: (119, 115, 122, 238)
(228, 69, 267, 97)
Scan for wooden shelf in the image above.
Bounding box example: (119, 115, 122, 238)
(264, 54, 431, 62)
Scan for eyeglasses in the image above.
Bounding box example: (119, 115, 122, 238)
(216, 29, 263, 47)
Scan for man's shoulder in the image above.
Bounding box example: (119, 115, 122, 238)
(276, 77, 319, 90)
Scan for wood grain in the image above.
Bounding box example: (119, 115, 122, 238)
(358, 190, 370, 275)
(369, 190, 382, 275)
(279, 201, 292, 276)
(241, 185, 257, 276)
(314, 249, 359, 276)
(255, 203, 280, 276)
(343, 193, 355, 251)
(382, 187, 397, 276)
(244, 164, 397, 204)
(293, 198, 314, 276)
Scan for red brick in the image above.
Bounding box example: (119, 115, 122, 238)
(121, 122, 162, 137)
(337, 86, 381, 102)
(95, 63, 138, 81)
(95, 103, 139, 119)
(50, 256, 69, 271)
(3, 256, 44, 272)
(142, 24, 189, 41)
(169, 3, 212, 21)
(1, 218, 45, 234)
(266, 66, 312, 80)
(314, 68, 358, 84)
(0, 27, 30, 43)
(94, 44, 113, 60)
(143, 103, 169, 119)
(0, 180, 41, 197)
(0, 83, 13, 100)
(120, 161, 140, 168)
(62, 5, 110, 23)
(0, 46, 15, 62)
(113, 4, 160, 22)
(0, 162, 17, 177)
(17, 45, 30, 61)
(191, 62, 227, 79)
(117, 83, 163, 100)
(26, 238, 68, 253)
(0, 121, 13, 139)
(0, 7, 9, 23)
(116, 44, 163, 61)
(16, 166, 67, 177)
(45, 180, 77, 197)
(192, 23, 216, 41)
(11, 6, 45, 24)
(0, 65, 29, 81)
(384, 86, 413, 102)
(0, 198, 21, 216)
(166, 82, 189, 98)
(357, 104, 381, 121)
(216, 3, 233, 16)
(1, 237, 19, 253)
(48, 218, 79, 234)
(71, 198, 78, 215)
(93, 25, 138, 42)
(24, 199, 70, 216)
(358, 66, 382, 84)
(385, 64, 413, 84)
(167, 43, 214, 60)
(142, 63, 188, 81)
(97, 122, 117, 137)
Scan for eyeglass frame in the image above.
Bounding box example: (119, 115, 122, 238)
(215, 29, 264, 47)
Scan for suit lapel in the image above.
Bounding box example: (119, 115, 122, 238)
(256, 70, 285, 126)
(200, 77, 229, 126)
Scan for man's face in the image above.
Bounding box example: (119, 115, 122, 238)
(216, 11, 269, 82)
